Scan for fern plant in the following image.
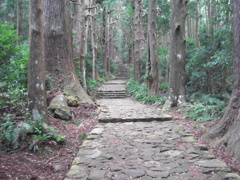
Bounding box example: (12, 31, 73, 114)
(186, 92, 228, 121)
(0, 115, 66, 151)
(127, 78, 167, 105)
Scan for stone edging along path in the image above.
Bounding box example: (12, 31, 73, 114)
(65, 80, 240, 180)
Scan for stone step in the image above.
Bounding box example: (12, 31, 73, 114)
(116, 76, 129, 80)
(97, 90, 126, 93)
(97, 96, 127, 99)
(97, 93, 128, 99)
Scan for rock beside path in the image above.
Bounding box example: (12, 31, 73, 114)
(48, 94, 72, 120)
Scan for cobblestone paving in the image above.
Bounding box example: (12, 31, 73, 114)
(97, 99, 172, 123)
(65, 122, 240, 180)
(65, 80, 240, 180)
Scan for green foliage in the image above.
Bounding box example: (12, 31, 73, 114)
(0, 116, 66, 151)
(160, 83, 168, 90)
(186, 7, 233, 94)
(0, 23, 29, 119)
(79, 133, 87, 140)
(87, 78, 99, 92)
(127, 78, 166, 105)
(186, 92, 229, 121)
(110, 60, 117, 76)
(156, 0, 170, 34)
(0, 23, 19, 66)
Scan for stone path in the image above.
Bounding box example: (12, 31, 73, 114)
(65, 80, 240, 180)
(97, 80, 127, 99)
(97, 99, 171, 123)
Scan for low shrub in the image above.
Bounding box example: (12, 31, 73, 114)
(127, 78, 166, 105)
(186, 92, 229, 121)
(0, 116, 66, 151)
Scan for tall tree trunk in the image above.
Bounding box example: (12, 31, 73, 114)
(163, 0, 188, 110)
(102, 6, 108, 77)
(203, 0, 240, 163)
(44, 0, 93, 104)
(80, 0, 90, 91)
(89, 0, 97, 80)
(146, 0, 159, 95)
(195, 0, 200, 48)
(106, 14, 110, 76)
(28, 0, 47, 121)
(73, 0, 83, 73)
(187, 15, 191, 39)
(109, 25, 114, 73)
(16, 0, 20, 44)
(133, 0, 144, 82)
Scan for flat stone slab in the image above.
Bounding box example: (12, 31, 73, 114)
(195, 159, 228, 168)
(98, 98, 172, 122)
(98, 84, 126, 92)
(104, 80, 127, 84)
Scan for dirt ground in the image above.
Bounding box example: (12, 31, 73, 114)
(0, 104, 98, 180)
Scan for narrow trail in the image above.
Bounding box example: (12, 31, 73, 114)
(65, 65, 239, 180)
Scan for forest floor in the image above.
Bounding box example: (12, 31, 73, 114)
(1, 78, 240, 179)
(0, 105, 240, 179)
(0, 104, 99, 180)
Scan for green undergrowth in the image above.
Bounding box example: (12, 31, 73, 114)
(87, 77, 109, 95)
(186, 92, 229, 121)
(0, 116, 66, 151)
(126, 78, 167, 105)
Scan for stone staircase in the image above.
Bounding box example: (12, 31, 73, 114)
(97, 62, 130, 99)
(96, 80, 128, 99)
(116, 63, 129, 80)
(97, 90, 127, 99)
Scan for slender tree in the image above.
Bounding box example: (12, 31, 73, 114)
(146, 0, 159, 95)
(16, 0, 21, 44)
(80, 0, 90, 90)
(163, 0, 188, 110)
(89, 0, 97, 80)
(73, 0, 83, 79)
(44, 0, 93, 104)
(102, 6, 108, 77)
(28, 0, 47, 121)
(203, 0, 240, 163)
(195, 0, 200, 48)
(133, 0, 144, 82)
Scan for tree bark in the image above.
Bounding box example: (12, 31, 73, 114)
(28, 0, 47, 121)
(102, 6, 108, 77)
(203, 0, 240, 163)
(73, 0, 83, 74)
(44, 0, 93, 104)
(146, 0, 159, 95)
(133, 0, 144, 82)
(106, 14, 110, 76)
(195, 0, 200, 48)
(163, 0, 188, 110)
(16, 0, 20, 44)
(81, 0, 91, 90)
(89, 0, 97, 80)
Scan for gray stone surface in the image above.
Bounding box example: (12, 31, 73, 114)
(65, 122, 237, 180)
(48, 94, 72, 120)
(65, 79, 239, 180)
(98, 98, 172, 122)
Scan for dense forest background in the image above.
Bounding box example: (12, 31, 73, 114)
(1, 0, 240, 169)
(0, 0, 233, 120)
